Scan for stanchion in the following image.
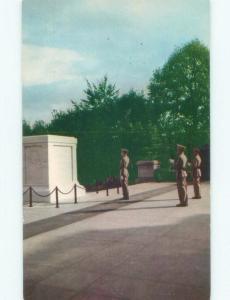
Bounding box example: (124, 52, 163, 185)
(74, 184, 77, 204)
(106, 184, 109, 196)
(117, 186, 119, 194)
(55, 187, 59, 208)
(29, 186, 33, 207)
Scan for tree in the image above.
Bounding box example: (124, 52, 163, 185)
(148, 40, 210, 150)
(116, 90, 149, 125)
(32, 120, 48, 135)
(78, 75, 119, 110)
(23, 40, 210, 184)
(23, 120, 32, 136)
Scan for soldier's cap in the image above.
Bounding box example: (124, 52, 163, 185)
(121, 148, 129, 154)
(177, 144, 186, 151)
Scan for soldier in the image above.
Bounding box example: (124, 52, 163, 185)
(192, 148, 202, 199)
(175, 144, 188, 207)
(120, 148, 130, 200)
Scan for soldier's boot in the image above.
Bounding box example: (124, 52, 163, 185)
(183, 199, 188, 206)
(176, 188, 182, 207)
(184, 194, 188, 206)
(179, 192, 188, 207)
(123, 192, 129, 200)
(195, 188, 202, 199)
(192, 191, 200, 198)
(120, 193, 128, 200)
(176, 196, 184, 207)
(192, 193, 202, 199)
(193, 182, 202, 199)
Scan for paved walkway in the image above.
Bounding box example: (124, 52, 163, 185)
(24, 182, 210, 300)
(23, 182, 175, 224)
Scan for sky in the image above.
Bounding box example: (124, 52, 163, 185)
(22, 0, 209, 123)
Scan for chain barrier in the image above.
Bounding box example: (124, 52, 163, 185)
(23, 188, 30, 195)
(31, 186, 57, 198)
(23, 179, 120, 208)
(57, 185, 75, 195)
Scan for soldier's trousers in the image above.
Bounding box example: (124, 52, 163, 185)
(193, 176, 201, 198)
(177, 177, 188, 205)
(121, 176, 129, 199)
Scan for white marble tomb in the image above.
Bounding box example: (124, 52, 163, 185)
(23, 135, 85, 203)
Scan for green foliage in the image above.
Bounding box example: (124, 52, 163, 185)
(23, 120, 32, 135)
(154, 168, 175, 182)
(77, 75, 119, 110)
(148, 40, 210, 153)
(32, 120, 49, 135)
(23, 120, 49, 136)
(23, 40, 210, 184)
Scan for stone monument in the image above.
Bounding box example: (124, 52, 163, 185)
(23, 135, 85, 203)
(136, 160, 160, 183)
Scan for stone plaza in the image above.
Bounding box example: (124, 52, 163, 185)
(24, 181, 210, 300)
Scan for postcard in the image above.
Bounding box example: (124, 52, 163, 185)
(22, 1, 210, 299)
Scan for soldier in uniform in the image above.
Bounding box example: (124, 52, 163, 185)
(120, 148, 130, 200)
(175, 144, 188, 207)
(192, 148, 202, 199)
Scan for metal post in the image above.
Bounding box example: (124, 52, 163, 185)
(29, 186, 33, 207)
(106, 184, 109, 196)
(55, 187, 59, 208)
(117, 186, 119, 194)
(74, 184, 77, 204)
(96, 181, 99, 194)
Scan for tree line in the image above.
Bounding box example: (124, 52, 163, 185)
(23, 40, 210, 185)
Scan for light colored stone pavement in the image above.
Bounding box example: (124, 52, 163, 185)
(23, 182, 174, 224)
(24, 182, 210, 300)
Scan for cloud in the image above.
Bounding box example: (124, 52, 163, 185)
(83, 0, 208, 22)
(22, 44, 84, 86)
(22, 0, 209, 122)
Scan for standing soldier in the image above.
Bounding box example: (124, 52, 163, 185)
(192, 148, 202, 199)
(120, 148, 130, 200)
(175, 144, 188, 207)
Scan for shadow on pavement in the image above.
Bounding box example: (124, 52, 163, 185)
(24, 184, 176, 239)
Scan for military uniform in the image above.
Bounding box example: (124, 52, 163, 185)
(120, 150, 130, 200)
(175, 145, 188, 207)
(192, 150, 202, 199)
